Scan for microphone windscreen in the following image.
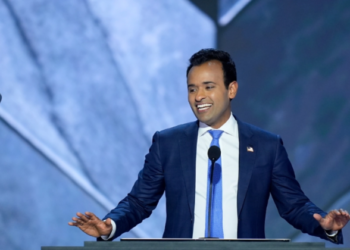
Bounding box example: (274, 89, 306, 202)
(0, 94, 2, 103)
(208, 145, 221, 162)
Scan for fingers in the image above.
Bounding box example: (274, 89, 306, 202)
(339, 209, 349, 217)
(85, 211, 97, 218)
(327, 209, 350, 226)
(329, 209, 350, 219)
(75, 213, 85, 223)
(68, 221, 77, 226)
(327, 209, 341, 220)
(77, 211, 99, 222)
(334, 209, 341, 215)
(339, 209, 350, 222)
(68, 211, 97, 227)
(68, 217, 82, 227)
(316, 209, 350, 231)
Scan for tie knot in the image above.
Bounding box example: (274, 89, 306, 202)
(209, 130, 224, 139)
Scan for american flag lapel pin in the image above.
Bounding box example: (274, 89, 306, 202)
(247, 146, 254, 152)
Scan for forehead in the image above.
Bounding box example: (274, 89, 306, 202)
(187, 60, 223, 83)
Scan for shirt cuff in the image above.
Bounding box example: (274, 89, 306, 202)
(100, 219, 116, 240)
(325, 230, 338, 237)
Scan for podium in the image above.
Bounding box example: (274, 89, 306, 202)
(41, 239, 350, 250)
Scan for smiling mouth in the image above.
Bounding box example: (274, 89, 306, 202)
(196, 103, 212, 112)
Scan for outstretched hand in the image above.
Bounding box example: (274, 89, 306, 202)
(314, 209, 350, 231)
(68, 212, 112, 237)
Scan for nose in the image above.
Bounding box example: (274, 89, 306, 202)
(195, 87, 206, 102)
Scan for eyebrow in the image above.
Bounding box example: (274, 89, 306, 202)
(187, 81, 215, 87)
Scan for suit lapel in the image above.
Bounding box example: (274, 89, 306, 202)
(236, 118, 256, 216)
(178, 121, 199, 219)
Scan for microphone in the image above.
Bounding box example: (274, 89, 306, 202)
(0, 93, 2, 103)
(206, 145, 221, 238)
(208, 145, 220, 162)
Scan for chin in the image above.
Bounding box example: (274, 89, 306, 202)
(198, 118, 213, 126)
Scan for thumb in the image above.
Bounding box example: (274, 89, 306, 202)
(313, 213, 323, 222)
(105, 218, 112, 226)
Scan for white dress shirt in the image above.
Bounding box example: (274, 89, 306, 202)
(192, 114, 239, 239)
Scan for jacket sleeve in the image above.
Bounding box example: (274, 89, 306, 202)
(270, 136, 343, 244)
(100, 131, 165, 240)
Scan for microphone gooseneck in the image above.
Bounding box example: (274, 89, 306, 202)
(206, 145, 221, 238)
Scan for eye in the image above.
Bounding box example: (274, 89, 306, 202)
(188, 88, 196, 93)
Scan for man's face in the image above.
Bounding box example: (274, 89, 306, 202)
(187, 60, 238, 129)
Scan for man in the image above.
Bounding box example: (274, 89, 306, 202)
(69, 49, 349, 243)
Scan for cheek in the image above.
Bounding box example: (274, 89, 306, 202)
(210, 93, 222, 105)
(188, 96, 196, 108)
(213, 93, 229, 109)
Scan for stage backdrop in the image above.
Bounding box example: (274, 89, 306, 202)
(0, 0, 349, 249)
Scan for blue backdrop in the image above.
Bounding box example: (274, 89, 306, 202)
(0, 0, 349, 249)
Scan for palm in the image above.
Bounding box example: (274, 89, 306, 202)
(314, 209, 350, 231)
(68, 212, 112, 237)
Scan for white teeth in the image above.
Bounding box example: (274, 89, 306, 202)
(197, 104, 212, 108)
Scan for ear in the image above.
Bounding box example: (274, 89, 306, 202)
(228, 81, 238, 99)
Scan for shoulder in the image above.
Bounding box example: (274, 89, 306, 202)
(149, 121, 198, 152)
(236, 118, 285, 162)
(155, 121, 198, 138)
(236, 117, 282, 144)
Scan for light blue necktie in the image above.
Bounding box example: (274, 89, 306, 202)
(205, 130, 224, 238)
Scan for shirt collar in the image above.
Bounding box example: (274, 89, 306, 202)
(198, 113, 237, 137)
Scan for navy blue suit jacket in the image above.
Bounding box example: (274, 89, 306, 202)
(102, 118, 343, 243)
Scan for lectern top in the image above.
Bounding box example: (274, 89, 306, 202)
(120, 238, 291, 242)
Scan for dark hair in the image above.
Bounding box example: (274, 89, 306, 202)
(186, 49, 237, 89)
